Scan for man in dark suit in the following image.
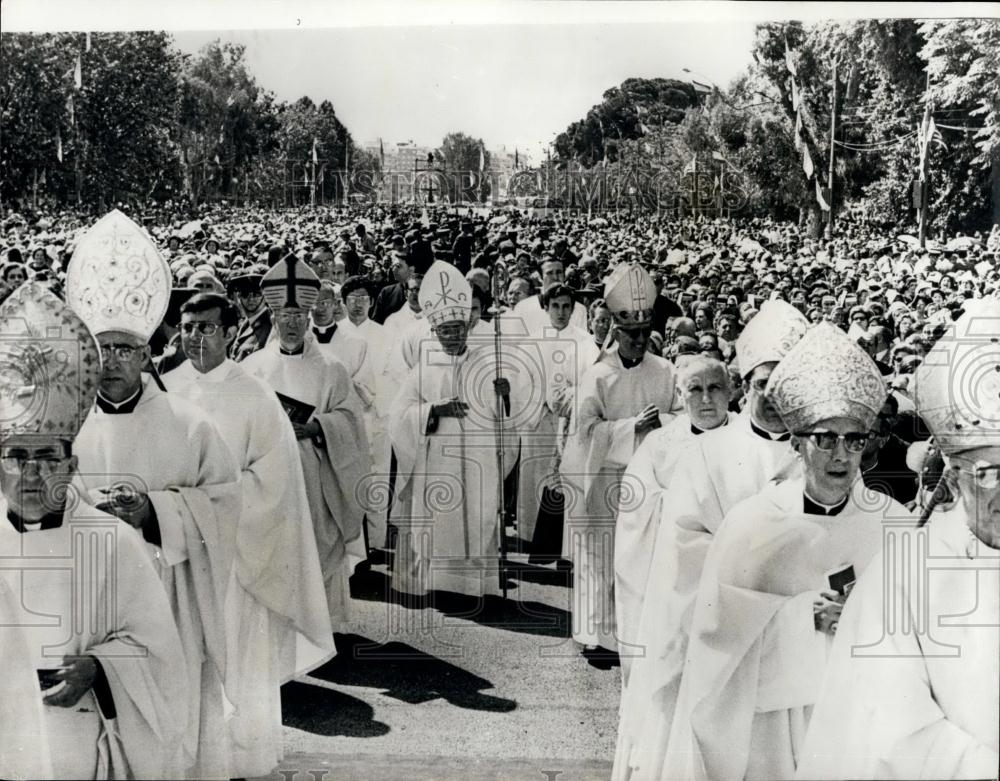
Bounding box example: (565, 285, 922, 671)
(371, 249, 413, 324)
(227, 266, 272, 361)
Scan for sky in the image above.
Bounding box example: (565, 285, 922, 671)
(7, 0, 996, 164)
(170, 22, 756, 162)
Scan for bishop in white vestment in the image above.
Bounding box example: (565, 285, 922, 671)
(560, 264, 677, 656)
(0, 282, 188, 780)
(241, 255, 368, 628)
(663, 323, 907, 781)
(613, 300, 809, 781)
(797, 302, 1000, 780)
(389, 261, 520, 598)
(67, 211, 241, 780)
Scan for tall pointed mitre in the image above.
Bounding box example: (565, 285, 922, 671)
(914, 299, 1000, 455)
(604, 263, 656, 327)
(260, 253, 321, 310)
(734, 299, 809, 378)
(765, 321, 887, 433)
(420, 260, 471, 327)
(66, 209, 172, 341)
(0, 282, 100, 442)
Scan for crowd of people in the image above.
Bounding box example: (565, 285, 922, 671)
(0, 199, 998, 780)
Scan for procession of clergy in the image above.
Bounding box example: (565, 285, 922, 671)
(0, 207, 997, 781)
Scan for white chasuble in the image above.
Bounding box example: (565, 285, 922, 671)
(74, 378, 240, 780)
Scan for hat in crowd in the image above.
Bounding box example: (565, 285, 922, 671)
(260, 253, 321, 311)
(66, 209, 172, 342)
(420, 260, 471, 328)
(914, 298, 1000, 456)
(604, 263, 656, 327)
(0, 282, 100, 441)
(765, 321, 887, 433)
(734, 299, 809, 378)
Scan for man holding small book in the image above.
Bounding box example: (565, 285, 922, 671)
(242, 254, 369, 629)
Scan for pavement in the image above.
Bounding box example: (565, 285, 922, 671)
(254, 550, 620, 781)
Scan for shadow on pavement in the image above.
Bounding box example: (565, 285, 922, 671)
(281, 679, 391, 738)
(310, 633, 518, 713)
(350, 568, 571, 638)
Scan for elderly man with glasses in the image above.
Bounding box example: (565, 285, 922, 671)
(662, 322, 908, 781)
(0, 283, 187, 780)
(799, 301, 999, 780)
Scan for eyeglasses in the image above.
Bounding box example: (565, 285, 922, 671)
(100, 343, 140, 362)
(796, 431, 871, 453)
(345, 293, 370, 304)
(180, 322, 222, 336)
(1, 449, 71, 476)
(953, 461, 1000, 490)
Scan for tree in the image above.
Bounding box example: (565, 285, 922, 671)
(439, 132, 490, 203)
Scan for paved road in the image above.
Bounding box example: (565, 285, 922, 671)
(254, 552, 620, 781)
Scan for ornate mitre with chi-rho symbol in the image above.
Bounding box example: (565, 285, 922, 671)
(420, 260, 471, 327)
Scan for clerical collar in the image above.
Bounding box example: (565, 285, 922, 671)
(803, 491, 848, 517)
(618, 352, 644, 370)
(313, 322, 337, 343)
(7, 508, 64, 533)
(280, 344, 305, 356)
(96, 384, 143, 414)
(691, 415, 729, 436)
(750, 419, 790, 442)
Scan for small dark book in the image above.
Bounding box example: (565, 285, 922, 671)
(828, 564, 856, 597)
(275, 392, 316, 424)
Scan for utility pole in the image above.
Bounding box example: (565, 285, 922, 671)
(918, 72, 931, 249)
(827, 58, 838, 240)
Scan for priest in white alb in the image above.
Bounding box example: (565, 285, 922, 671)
(560, 263, 677, 661)
(241, 255, 368, 629)
(163, 292, 336, 778)
(614, 354, 732, 681)
(663, 322, 909, 781)
(518, 282, 599, 561)
(388, 260, 521, 599)
(67, 211, 241, 780)
(0, 282, 188, 780)
(612, 299, 808, 781)
(796, 302, 999, 781)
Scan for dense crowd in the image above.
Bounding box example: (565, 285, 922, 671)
(0, 201, 998, 780)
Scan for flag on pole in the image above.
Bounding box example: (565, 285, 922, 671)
(794, 111, 804, 151)
(74, 54, 82, 89)
(85, 32, 92, 52)
(479, 144, 485, 172)
(66, 95, 74, 125)
(311, 138, 319, 165)
(56, 133, 63, 163)
(785, 42, 797, 77)
(214, 153, 221, 166)
(691, 80, 713, 95)
(803, 145, 814, 179)
(515, 148, 519, 169)
(790, 78, 799, 111)
(927, 116, 947, 149)
(379, 138, 385, 167)
(39, 170, 47, 186)
(712, 151, 725, 162)
(816, 179, 830, 210)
